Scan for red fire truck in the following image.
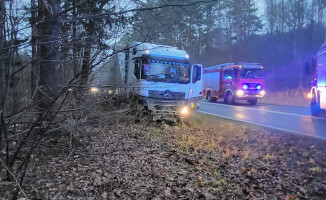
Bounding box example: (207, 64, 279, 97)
(310, 44, 326, 116)
(203, 63, 265, 105)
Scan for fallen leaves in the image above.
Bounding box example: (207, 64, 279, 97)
(2, 111, 326, 199)
(309, 166, 323, 173)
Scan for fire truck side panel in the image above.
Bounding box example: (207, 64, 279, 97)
(203, 71, 220, 98)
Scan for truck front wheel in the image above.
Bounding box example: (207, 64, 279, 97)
(311, 92, 321, 116)
(247, 98, 258, 105)
(225, 92, 235, 105)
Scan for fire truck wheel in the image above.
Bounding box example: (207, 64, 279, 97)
(248, 98, 257, 105)
(225, 92, 235, 105)
(311, 93, 321, 116)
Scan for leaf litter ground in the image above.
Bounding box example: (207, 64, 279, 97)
(1, 110, 326, 200)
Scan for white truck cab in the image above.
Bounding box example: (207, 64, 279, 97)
(98, 42, 203, 120)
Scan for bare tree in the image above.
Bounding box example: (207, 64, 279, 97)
(0, 0, 7, 169)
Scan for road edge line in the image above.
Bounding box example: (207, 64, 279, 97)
(197, 110, 326, 140)
(200, 101, 326, 121)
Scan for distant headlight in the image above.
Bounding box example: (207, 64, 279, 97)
(236, 90, 244, 97)
(90, 87, 99, 93)
(180, 106, 189, 115)
(260, 90, 266, 96)
(108, 89, 113, 95)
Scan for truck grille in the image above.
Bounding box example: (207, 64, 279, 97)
(248, 83, 259, 88)
(153, 105, 178, 113)
(148, 90, 185, 100)
(248, 91, 259, 95)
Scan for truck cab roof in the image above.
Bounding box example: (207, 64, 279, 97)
(132, 42, 189, 61)
(238, 62, 262, 69)
(204, 63, 236, 72)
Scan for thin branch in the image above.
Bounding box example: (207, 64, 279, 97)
(0, 157, 28, 199)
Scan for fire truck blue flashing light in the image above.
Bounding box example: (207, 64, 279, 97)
(256, 84, 262, 90)
(242, 84, 249, 90)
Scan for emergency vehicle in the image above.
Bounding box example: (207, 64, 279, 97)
(310, 43, 326, 116)
(203, 63, 265, 105)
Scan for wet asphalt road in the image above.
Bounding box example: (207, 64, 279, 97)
(198, 100, 326, 139)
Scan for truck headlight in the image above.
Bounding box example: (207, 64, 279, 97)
(307, 92, 312, 99)
(260, 90, 266, 96)
(180, 106, 189, 115)
(236, 90, 244, 97)
(90, 87, 99, 93)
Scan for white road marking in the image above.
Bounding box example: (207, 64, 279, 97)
(197, 111, 326, 140)
(200, 101, 326, 121)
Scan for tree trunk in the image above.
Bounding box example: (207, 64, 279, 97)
(80, 20, 94, 87)
(317, 0, 324, 24)
(80, 42, 91, 87)
(281, 0, 285, 33)
(31, 0, 38, 98)
(37, 0, 61, 111)
(60, 1, 70, 84)
(0, 0, 6, 172)
(73, 0, 79, 78)
(0, 0, 6, 109)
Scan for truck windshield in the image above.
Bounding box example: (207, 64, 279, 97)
(240, 68, 263, 79)
(142, 62, 190, 84)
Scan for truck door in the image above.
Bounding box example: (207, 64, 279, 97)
(222, 69, 235, 94)
(191, 64, 203, 98)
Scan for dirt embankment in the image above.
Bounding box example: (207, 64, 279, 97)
(1, 111, 326, 199)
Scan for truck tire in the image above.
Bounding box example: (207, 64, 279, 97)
(247, 98, 258, 105)
(225, 92, 235, 105)
(311, 92, 321, 116)
(207, 91, 216, 102)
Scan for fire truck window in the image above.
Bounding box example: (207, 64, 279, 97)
(224, 70, 233, 79)
(240, 68, 263, 79)
(134, 60, 140, 79)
